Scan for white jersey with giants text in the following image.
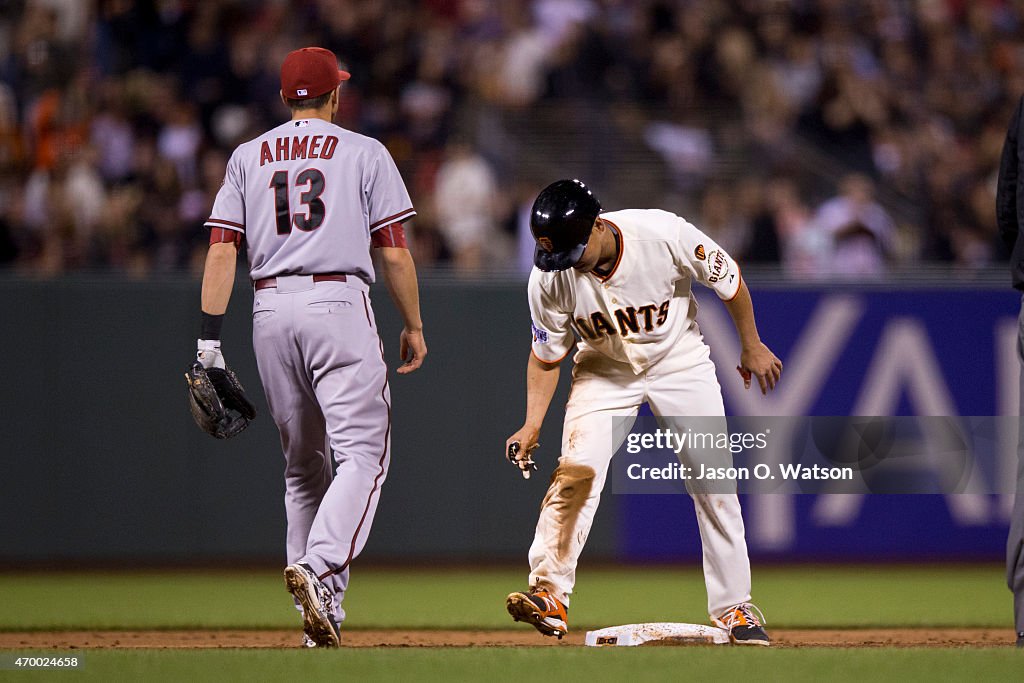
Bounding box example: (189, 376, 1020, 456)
(528, 209, 741, 374)
(205, 118, 415, 283)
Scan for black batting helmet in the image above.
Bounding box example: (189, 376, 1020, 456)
(530, 179, 602, 271)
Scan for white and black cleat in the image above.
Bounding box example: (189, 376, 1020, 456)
(284, 563, 341, 648)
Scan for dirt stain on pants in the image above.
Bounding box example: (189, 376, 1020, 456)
(539, 462, 596, 563)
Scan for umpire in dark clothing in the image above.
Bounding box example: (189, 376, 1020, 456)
(996, 93, 1024, 648)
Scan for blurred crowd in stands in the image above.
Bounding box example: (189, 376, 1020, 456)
(0, 0, 1021, 278)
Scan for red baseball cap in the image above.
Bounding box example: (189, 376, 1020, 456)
(280, 47, 351, 99)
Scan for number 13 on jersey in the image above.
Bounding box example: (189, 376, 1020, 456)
(270, 169, 326, 234)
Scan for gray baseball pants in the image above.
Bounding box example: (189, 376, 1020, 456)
(252, 275, 391, 623)
(1010, 294, 1024, 635)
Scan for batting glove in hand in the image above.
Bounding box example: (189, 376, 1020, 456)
(507, 441, 539, 480)
(197, 339, 226, 369)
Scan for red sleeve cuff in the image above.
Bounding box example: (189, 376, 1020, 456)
(371, 223, 408, 248)
(209, 227, 243, 245)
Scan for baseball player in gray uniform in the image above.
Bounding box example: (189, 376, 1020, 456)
(505, 180, 781, 645)
(195, 47, 426, 648)
(996, 93, 1024, 648)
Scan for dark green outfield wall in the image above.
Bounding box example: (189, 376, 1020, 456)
(0, 274, 619, 564)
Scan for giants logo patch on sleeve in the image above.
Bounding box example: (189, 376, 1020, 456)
(706, 249, 729, 283)
(531, 322, 549, 344)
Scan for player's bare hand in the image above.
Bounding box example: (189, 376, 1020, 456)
(397, 328, 426, 374)
(506, 427, 540, 479)
(737, 343, 782, 395)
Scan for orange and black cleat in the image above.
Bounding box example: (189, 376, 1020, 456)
(506, 588, 569, 639)
(712, 602, 770, 646)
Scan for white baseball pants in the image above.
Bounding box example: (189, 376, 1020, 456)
(527, 342, 753, 618)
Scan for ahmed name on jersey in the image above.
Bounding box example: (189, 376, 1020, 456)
(259, 133, 340, 165)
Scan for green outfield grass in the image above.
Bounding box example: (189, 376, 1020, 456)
(0, 648, 1019, 683)
(0, 565, 1010, 630)
(0, 566, 1017, 682)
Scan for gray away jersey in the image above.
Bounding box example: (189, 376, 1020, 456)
(205, 118, 415, 283)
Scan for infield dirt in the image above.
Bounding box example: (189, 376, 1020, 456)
(0, 628, 1013, 649)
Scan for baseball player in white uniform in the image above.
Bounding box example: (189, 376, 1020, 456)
(195, 47, 426, 647)
(505, 179, 781, 646)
